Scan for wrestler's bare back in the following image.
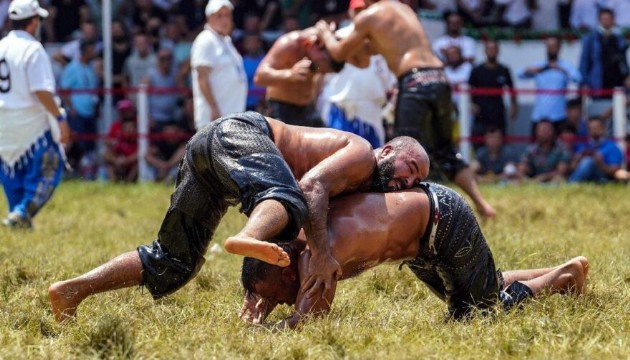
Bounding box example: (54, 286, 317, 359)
(267, 118, 375, 191)
(293, 189, 430, 280)
(356, 1, 442, 76)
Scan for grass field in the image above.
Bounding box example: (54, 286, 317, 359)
(0, 181, 629, 359)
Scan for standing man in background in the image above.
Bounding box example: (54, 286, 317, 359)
(518, 36, 581, 137)
(468, 39, 518, 147)
(0, 0, 70, 228)
(322, 0, 397, 147)
(191, 0, 247, 130)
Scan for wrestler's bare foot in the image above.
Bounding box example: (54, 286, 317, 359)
(614, 169, 629, 181)
(48, 281, 83, 323)
(224, 236, 291, 267)
(476, 200, 497, 219)
(573, 256, 589, 293)
(560, 257, 587, 295)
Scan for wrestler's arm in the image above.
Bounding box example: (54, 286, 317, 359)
(316, 14, 371, 63)
(279, 250, 337, 330)
(195, 66, 221, 119)
(254, 36, 308, 87)
(299, 136, 374, 297)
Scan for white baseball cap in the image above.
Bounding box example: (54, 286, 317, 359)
(205, 0, 233, 16)
(8, 0, 49, 20)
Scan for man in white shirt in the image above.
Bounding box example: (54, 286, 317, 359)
(190, 0, 247, 130)
(0, 0, 70, 228)
(432, 12, 477, 63)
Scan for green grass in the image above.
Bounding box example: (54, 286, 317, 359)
(0, 181, 629, 359)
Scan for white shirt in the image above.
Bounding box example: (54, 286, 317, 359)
(0, 30, 57, 169)
(433, 35, 477, 62)
(0, 30, 56, 109)
(322, 55, 396, 145)
(494, 0, 532, 25)
(570, 0, 599, 29)
(532, 0, 560, 30)
(191, 25, 247, 130)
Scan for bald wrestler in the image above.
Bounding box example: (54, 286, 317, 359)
(49, 111, 430, 322)
(240, 183, 588, 328)
(316, 0, 497, 218)
(254, 26, 365, 127)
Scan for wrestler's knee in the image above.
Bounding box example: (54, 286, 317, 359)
(138, 242, 206, 299)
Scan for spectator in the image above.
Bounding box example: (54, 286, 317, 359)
(471, 127, 520, 183)
(494, 0, 537, 29)
(83, 0, 124, 27)
(569, 0, 599, 30)
(311, 0, 350, 25)
(518, 120, 571, 182)
(579, 8, 628, 116)
(176, 0, 206, 35)
(433, 12, 477, 63)
(456, 0, 493, 27)
(111, 20, 132, 104)
(443, 45, 473, 104)
(147, 48, 181, 128)
(282, 0, 311, 29)
(564, 98, 588, 151)
(0, 0, 10, 36)
(46, 0, 88, 42)
(160, 20, 192, 68)
(234, 0, 283, 31)
(518, 36, 581, 136)
(123, 33, 157, 99)
(146, 15, 164, 52)
(614, 133, 630, 180)
(130, 0, 167, 35)
(568, 116, 623, 183)
(53, 20, 100, 67)
(468, 39, 518, 145)
(600, 0, 630, 28)
(103, 99, 138, 183)
(531, 0, 559, 30)
(145, 121, 188, 183)
(241, 32, 267, 111)
(190, 0, 247, 130)
(177, 95, 196, 133)
(60, 39, 100, 167)
(322, 0, 397, 148)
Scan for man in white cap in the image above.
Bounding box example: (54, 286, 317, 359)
(190, 0, 247, 130)
(0, 0, 70, 228)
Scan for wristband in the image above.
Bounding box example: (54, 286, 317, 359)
(56, 114, 66, 122)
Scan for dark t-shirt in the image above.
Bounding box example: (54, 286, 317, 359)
(468, 63, 514, 127)
(475, 145, 519, 175)
(234, 0, 283, 30)
(51, 0, 86, 42)
(601, 34, 625, 90)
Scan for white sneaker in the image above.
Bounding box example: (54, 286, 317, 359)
(2, 212, 32, 229)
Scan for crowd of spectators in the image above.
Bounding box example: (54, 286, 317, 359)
(0, 0, 627, 184)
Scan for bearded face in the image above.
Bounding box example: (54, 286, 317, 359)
(370, 154, 397, 192)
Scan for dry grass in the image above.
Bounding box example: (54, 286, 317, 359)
(0, 181, 628, 359)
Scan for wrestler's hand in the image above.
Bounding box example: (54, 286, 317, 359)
(289, 58, 312, 82)
(239, 292, 276, 324)
(315, 20, 336, 35)
(303, 252, 342, 299)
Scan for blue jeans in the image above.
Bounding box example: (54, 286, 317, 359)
(568, 156, 609, 183)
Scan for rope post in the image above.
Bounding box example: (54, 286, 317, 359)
(612, 87, 627, 170)
(458, 83, 472, 163)
(137, 83, 151, 181)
